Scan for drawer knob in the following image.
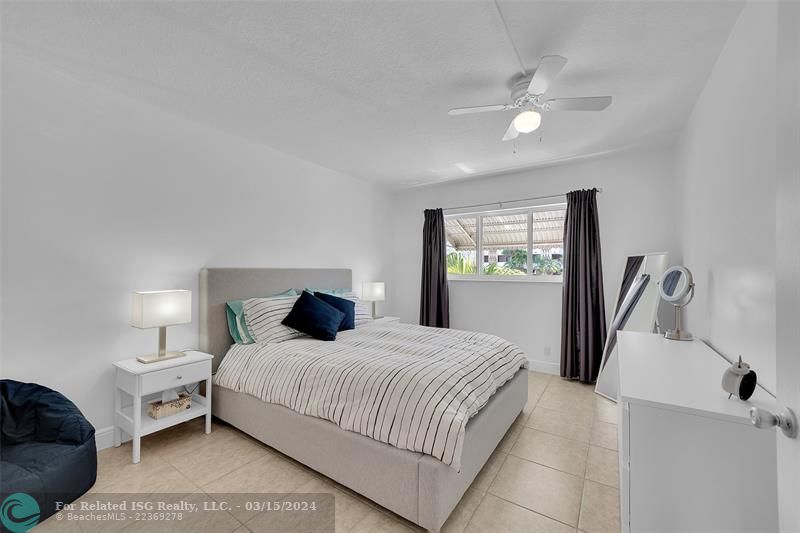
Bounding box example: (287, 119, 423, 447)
(176, 375, 182, 380)
(750, 406, 797, 438)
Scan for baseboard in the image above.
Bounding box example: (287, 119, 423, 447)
(94, 426, 117, 451)
(527, 358, 560, 375)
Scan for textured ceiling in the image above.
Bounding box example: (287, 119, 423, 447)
(2, 1, 743, 186)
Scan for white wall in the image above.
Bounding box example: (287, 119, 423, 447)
(675, 1, 777, 393)
(775, 1, 800, 529)
(391, 147, 679, 373)
(0, 47, 391, 434)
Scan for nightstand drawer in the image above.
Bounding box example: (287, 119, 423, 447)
(140, 361, 210, 395)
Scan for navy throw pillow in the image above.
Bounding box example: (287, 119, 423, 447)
(314, 292, 355, 331)
(282, 291, 345, 341)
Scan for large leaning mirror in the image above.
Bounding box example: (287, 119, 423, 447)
(595, 252, 668, 401)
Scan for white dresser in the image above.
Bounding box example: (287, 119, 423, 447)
(617, 331, 778, 533)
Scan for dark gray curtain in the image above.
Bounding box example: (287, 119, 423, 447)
(561, 189, 607, 383)
(419, 209, 450, 328)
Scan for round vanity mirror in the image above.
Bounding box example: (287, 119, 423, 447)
(658, 266, 695, 341)
(658, 266, 693, 303)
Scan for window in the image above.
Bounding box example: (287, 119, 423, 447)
(444, 204, 566, 281)
(482, 212, 528, 275)
(444, 215, 477, 274)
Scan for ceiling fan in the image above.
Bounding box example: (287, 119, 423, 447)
(448, 55, 613, 141)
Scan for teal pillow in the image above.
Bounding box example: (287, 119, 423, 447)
(303, 288, 351, 295)
(226, 289, 297, 344)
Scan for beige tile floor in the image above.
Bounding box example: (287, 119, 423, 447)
(34, 371, 620, 533)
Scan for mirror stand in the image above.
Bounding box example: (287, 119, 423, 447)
(664, 284, 694, 341)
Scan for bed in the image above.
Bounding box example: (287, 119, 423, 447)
(199, 268, 528, 532)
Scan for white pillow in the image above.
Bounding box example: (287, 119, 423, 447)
(339, 293, 374, 327)
(242, 295, 305, 343)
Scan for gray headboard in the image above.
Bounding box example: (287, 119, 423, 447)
(199, 268, 352, 371)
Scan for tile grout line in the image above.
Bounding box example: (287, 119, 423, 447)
(528, 374, 603, 532)
(505, 449, 587, 480)
(160, 428, 271, 492)
(584, 444, 621, 490)
(484, 377, 583, 531)
(500, 450, 587, 483)
(461, 433, 514, 532)
(576, 407, 595, 533)
(456, 491, 485, 533)
(518, 421, 596, 446)
(194, 451, 271, 489)
(489, 492, 580, 531)
(195, 487, 250, 530)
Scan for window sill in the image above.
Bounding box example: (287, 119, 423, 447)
(448, 275, 563, 284)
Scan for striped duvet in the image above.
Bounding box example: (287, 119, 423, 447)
(214, 322, 527, 470)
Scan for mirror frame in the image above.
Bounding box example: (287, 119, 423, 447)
(658, 265, 693, 303)
(595, 251, 669, 402)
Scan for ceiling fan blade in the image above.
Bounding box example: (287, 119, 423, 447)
(448, 104, 511, 116)
(527, 55, 567, 95)
(545, 96, 612, 111)
(502, 120, 519, 142)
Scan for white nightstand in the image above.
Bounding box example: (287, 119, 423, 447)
(113, 351, 213, 463)
(373, 316, 401, 324)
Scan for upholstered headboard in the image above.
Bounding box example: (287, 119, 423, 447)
(199, 268, 352, 371)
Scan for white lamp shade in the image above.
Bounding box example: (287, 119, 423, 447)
(361, 282, 385, 302)
(131, 290, 192, 329)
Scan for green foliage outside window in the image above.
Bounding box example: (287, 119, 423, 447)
(502, 249, 528, 271)
(447, 252, 476, 274)
(484, 262, 525, 275)
(533, 256, 563, 275)
(448, 250, 562, 276)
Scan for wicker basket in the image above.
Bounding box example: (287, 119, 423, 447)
(147, 392, 192, 420)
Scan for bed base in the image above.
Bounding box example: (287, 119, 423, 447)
(212, 368, 527, 532)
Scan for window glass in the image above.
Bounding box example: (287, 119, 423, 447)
(532, 208, 566, 276)
(444, 203, 566, 280)
(444, 216, 477, 274)
(481, 213, 527, 276)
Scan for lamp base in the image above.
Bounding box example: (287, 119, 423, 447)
(137, 351, 186, 364)
(664, 329, 693, 341)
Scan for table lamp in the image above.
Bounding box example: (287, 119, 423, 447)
(131, 289, 192, 364)
(361, 282, 385, 319)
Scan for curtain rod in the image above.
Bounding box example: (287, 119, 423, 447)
(441, 188, 603, 213)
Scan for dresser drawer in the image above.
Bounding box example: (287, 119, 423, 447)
(140, 361, 210, 395)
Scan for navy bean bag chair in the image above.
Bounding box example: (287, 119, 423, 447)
(0, 380, 97, 527)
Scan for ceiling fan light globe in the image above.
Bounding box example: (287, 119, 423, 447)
(513, 111, 541, 133)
